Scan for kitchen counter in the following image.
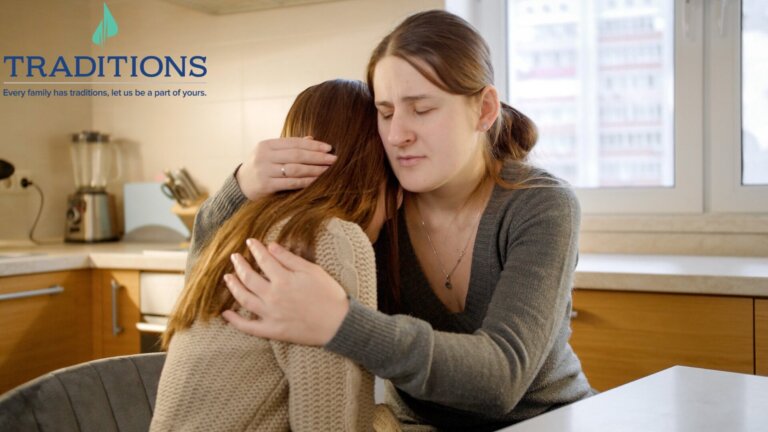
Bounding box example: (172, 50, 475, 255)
(0, 242, 187, 276)
(574, 253, 768, 296)
(499, 366, 768, 432)
(1, 243, 767, 296)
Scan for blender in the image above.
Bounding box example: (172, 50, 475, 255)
(65, 131, 121, 242)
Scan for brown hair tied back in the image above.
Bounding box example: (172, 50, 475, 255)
(494, 102, 538, 162)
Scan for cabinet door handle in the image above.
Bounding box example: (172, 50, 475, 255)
(0, 285, 64, 301)
(570, 309, 579, 319)
(110, 279, 124, 336)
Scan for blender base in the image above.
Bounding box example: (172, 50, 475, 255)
(65, 191, 121, 243)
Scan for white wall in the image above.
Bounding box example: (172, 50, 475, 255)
(90, 0, 442, 209)
(0, 0, 92, 241)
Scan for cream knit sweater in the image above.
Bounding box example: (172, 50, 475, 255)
(150, 218, 379, 432)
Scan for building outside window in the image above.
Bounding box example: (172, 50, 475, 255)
(508, 0, 675, 189)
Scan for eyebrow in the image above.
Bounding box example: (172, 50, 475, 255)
(375, 95, 433, 108)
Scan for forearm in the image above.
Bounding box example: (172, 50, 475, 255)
(325, 300, 518, 415)
(185, 170, 248, 275)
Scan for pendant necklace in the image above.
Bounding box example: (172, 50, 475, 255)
(414, 200, 483, 290)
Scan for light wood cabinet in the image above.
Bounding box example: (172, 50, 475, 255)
(570, 290, 754, 391)
(757, 299, 768, 376)
(0, 270, 93, 393)
(91, 269, 141, 358)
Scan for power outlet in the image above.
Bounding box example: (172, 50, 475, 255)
(0, 170, 32, 194)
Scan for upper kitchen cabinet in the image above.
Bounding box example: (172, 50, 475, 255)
(0, 270, 93, 394)
(757, 299, 768, 376)
(570, 290, 754, 391)
(91, 269, 142, 358)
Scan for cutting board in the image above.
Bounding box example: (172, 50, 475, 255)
(123, 182, 190, 239)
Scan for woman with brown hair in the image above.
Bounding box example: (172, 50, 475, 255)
(150, 79, 400, 431)
(195, 10, 594, 431)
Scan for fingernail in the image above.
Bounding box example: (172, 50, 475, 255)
(326, 154, 337, 163)
(230, 253, 238, 264)
(223, 274, 231, 283)
(246, 238, 255, 247)
(322, 144, 332, 152)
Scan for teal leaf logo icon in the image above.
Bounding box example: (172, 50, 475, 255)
(92, 3, 118, 47)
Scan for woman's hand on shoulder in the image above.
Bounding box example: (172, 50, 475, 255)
(237, 137, 337, 200)
(222, 238, 350, 346)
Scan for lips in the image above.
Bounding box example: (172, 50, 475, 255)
(396, 155, 425, 167)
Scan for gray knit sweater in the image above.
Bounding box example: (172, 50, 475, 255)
(191, 163, 593, 431)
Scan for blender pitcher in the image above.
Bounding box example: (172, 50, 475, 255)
(70, 131, 122, 192)
(65, 131, 122, 242)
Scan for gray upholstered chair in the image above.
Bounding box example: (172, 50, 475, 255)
(0, 353, 166, 432)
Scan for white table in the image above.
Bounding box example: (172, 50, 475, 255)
(500, 366, 768, 432)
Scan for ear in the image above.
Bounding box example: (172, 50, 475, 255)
(476, 86, 500, 132)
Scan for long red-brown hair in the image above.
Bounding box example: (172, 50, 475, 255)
(163, 79, 399, 347)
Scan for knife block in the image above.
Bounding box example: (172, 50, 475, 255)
(171, 194, 208, 235)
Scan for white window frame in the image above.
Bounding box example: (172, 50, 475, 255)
(706, 0, 768, 213)
(449, 0, 768, 215)
(445, 0, 509, 99)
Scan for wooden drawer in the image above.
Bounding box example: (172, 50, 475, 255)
(0, 270, 93, 393)
(570, 290, 754, 391)
(757, 299, 768, 376)
(91, 269, 141, 358)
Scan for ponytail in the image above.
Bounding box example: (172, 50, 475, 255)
(484, 102, 556, 190)
(490, 102, 538, 162)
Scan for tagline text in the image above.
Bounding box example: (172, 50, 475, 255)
(2, 87, 207, 99)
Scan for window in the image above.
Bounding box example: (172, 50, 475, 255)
(740, 1, 768, 185)
(450, 0, 768, 214)
(507, 0, 674, 189)
(708, 0, 768, 212)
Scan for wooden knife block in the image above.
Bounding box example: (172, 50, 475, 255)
(171, 194, 208, 235)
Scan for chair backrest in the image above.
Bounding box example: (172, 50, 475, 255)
(0, 353, 166, 432)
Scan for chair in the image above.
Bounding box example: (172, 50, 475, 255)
(0, 353, 166, 432)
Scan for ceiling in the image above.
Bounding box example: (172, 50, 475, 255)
(162, 0, 349, 15)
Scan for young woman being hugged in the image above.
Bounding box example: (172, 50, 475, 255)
(150, 79, 400, 432)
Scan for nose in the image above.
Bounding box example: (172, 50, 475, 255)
(385, 112, 414, 148)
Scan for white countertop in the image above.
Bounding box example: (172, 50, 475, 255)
(0, 242, 187, 276)
(0, 242, 766, 296)
(499, 366, 768, 432)
(574, 253, 768, 296)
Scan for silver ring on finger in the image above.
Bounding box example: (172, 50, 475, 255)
(281, 165, 287, 177)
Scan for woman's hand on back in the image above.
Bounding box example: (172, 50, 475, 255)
(237, 137, 337, 200)
(222, 238, 350, 346)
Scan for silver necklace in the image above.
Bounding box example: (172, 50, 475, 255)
(414, 200, 482, 290)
